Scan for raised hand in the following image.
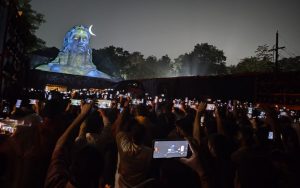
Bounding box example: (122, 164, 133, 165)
(180, 138, 205, 175)
(197, 102, 206, 114)
(80, 102, 93, 116)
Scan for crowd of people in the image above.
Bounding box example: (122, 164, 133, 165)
(0, 88, 300, 188)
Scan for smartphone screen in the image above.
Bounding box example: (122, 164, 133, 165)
(29, 99, 37, 105)
(146, 100, 152, 106)
(96, 99, 111, 109)
(2, 106, 9, 113)
(153, 140, 189, 158)
(248, 107, 253, 114)
(174, 104, 181, 108)
(258, 111, 266, 119)
(268, 131, 273, 140)
(131, 99, 138, 105)
(85, 98, 93, 104)
(48, 94, 52, 100)
(16, 99, 22, 108)
(206, 104, 215, 111)
(71, 99, 81, 106)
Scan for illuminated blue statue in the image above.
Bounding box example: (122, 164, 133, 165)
(36, 25, 111, 79)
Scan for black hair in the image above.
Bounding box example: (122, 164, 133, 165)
(126, 117, 146, 145)
(175, 116, 193, 137)
(42, 99, 66, 118)
(70, 142, 104, 188)
(85, 110, 103, 134)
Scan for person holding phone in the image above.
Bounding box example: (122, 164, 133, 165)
(45, 103, 104, 188)
(113, 100, 153, 187)
(180, 139, 212, 188)
(191, 102, 235, 188)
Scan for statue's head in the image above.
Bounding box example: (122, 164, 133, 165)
(62, 25, 91, 54)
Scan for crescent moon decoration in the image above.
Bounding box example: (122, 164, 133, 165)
(89, 25, 96, 36)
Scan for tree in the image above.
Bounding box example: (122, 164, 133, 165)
(156, 55, 172, 77)
(126, 52, 145, 79)
(19, 0, 46, 52)
(233, 45, 274, 73)
(92, 46, 129, 78)
(173, 43, 227, 76)
(170, 55, 183, 76)
(144, 56, 158, 78)
(255, 44, 273, 61)
(279, 56, 300, 72)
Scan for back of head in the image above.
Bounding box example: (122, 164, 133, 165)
(85, 110, 103, 134)
(126, 117, 146, 145)
(106, 108, 119, 124)
(70, 143, 104, 188)
(42, 99, 66, 119)
(175, 116, 193, 137)
(134, 104, 148, 117)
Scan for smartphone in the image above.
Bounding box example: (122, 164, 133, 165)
(131, 99, 138, 105)
(185, 97, 188, 103)
(279, 111, 288, 117)
(200, 116, 205, 126)
(16, 99, 22, 108)
(258, 111, 266, 119)
(85, 98, 93, 104)
(206, 104, 215, 111)
(71, 99, 81, 106)
(154, 96, 158, 103)
(0, 123, 16, 134)
(96, 99, 111, 109)
(227, 101, 233, 112)
(47, 94, 52, 100)
(268, 131, 273, 140)
(29, 99, 37, 105)
(2, 106, 9, 113)
(174, 103, 181, 108)
(248, 107, 253, 115)
(153, 140, 189, 158)
(173, 99, 180, 108)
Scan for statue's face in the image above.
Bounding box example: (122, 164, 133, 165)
(68, 28, 90, 53)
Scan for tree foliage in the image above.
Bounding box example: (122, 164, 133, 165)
(19, 0, 46, 53)
(173, 43, 227, 76)
(230, 44, 274, 73)
(279, 56, 300, 72)
(91, 43, 226, 79)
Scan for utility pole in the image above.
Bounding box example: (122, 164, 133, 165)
(270, 31, 285, 72)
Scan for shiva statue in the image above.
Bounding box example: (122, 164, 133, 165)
(36, 25, 111, 79)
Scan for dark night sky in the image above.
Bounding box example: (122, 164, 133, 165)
(31, 0, 300, 65)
